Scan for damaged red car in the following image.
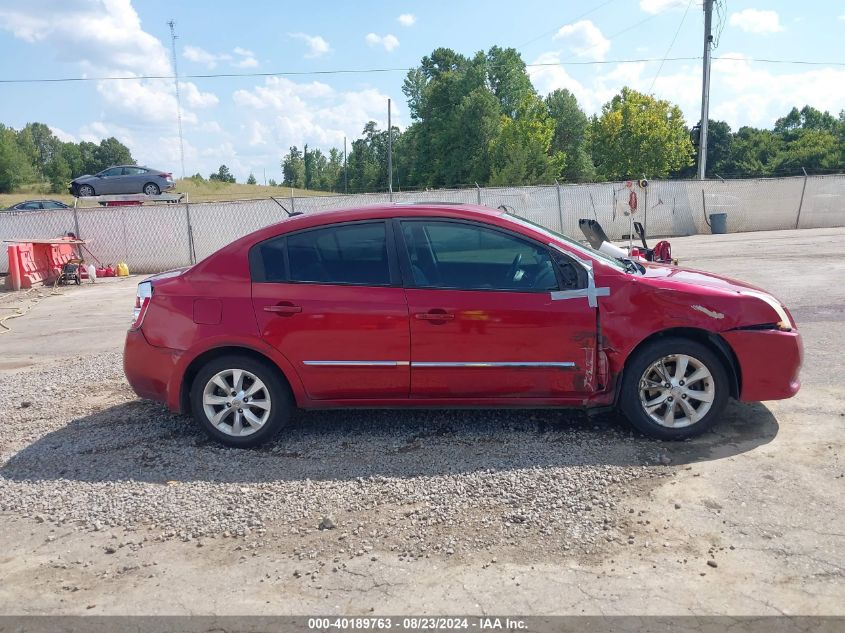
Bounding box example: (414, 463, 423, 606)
(124, 204, 802, 447)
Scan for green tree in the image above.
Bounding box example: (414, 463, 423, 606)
(401, 46, 540, 187)
(96, 137, 134, 168)
(485, 46, 536, 119)
(303, 144, 316, 190)
(0, 124, 34, 193)
(673, 119, 733, 178)
(773, 128, 840, 174)
(209, 164, 236, 183)
(488, 94, 565, 186)
(545, 89, 594, 182)
(45, 154, 71, 193)
(729, 127, 782, 176)
(246, 173, 257, 185)
(281, 146, 305, 187)
(589, 87, 694, 180)
(17, 122, 60, 177)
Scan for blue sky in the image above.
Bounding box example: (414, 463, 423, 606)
(0, 0, 843, 181)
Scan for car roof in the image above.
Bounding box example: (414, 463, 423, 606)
(210, 203, 508, 261)
(12, 199, 66, 205)
(281, 202, 502, 227)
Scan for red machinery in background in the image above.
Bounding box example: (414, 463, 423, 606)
(579, 218, 675, 265)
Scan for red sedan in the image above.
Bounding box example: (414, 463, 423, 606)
(124, 204, 802, 447)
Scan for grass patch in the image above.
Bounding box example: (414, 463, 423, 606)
(1, 180, 332, 209)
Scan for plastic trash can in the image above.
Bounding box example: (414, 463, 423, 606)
(709, 213, 728, 234)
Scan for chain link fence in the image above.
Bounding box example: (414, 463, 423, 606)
(1, 174, 843, 275)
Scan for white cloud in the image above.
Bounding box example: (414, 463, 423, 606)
(197, 121, 223, 134)
(232, 47, 258, 68)
(398, 13, 416, 27)
(553, 20, 610, 61)
(289, 32, 332, 58)
(0, 0, 221, 179)
(232, 76, 401, 152)
(183, 45, 258, 69)
(49, 126, 76, 143)
(530, 47, 845, 134)
(365, 33, 400, 52)
(640, 0, 689, 14)
(183, 45, 224, 68)
(729, 9, 785, 34)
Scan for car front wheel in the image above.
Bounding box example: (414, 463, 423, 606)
(190, 355, 292, 447)
(77, 184, 95, 197)
(619, 338, 729, 440)
(143, 182, 161, 195)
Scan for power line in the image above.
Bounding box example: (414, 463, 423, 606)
(648, 0, 695, 94)
(0, 56, 843, 85)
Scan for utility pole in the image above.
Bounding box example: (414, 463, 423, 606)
(343, 136, 348, 194)
(168, 20, 186, 181)
(697, 0, 714, 180)
(387, 98, 393, 200)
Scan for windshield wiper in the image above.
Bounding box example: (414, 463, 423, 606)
(621, 258, 645, 274)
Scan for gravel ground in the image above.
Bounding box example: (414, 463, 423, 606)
(1, 228, 843, 615)
(0, 352, 663, 561)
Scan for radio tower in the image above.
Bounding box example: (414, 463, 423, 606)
(168, 20, 186, 180)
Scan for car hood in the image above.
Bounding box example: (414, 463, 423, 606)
(639, 263, 770, 294)
(72, 174, 95, 182)
(629, 262, 794, 329)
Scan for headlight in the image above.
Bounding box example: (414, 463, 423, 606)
(741, 290, 793, 331)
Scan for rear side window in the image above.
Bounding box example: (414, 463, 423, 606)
(251, 235, 287, 282)
(251, 222, 391, 286)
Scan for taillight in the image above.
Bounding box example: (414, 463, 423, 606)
(131, 281, 152, 330)
(163, 172, 173, 180)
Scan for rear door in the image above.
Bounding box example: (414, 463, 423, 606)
(123, 166, 147, 192)
(251, 220, 410, 400)
(397, 218, 597, 399)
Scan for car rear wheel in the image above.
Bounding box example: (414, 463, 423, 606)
(77, 184, 95, 197)
(619, 337, 729, 440)
(143, 182, 161, 195)
(190, 355, 292, 448)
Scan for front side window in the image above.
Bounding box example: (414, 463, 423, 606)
(400, 220, 558, 291)
(252, 222, 391, 286)
(100, 167, 123, 177)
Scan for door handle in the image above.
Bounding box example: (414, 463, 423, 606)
(415, 310, 454, 322)
(264, 303, 302, 315)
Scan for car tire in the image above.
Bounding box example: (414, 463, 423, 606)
(143, 182, 161, 196)
(190, 354, 292, 448)
(77, 184, 95, 197)
(619, 337, 729, 440)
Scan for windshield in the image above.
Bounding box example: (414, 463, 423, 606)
(501, 212, 628, 272)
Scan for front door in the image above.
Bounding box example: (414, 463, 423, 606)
(251, 220, 410, 400)
(398, 219, 597, 399)
(97, 167, 124, 194)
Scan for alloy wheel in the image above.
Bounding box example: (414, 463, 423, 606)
(201, 368, 272, 437)
(638, 353, 715, 428)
